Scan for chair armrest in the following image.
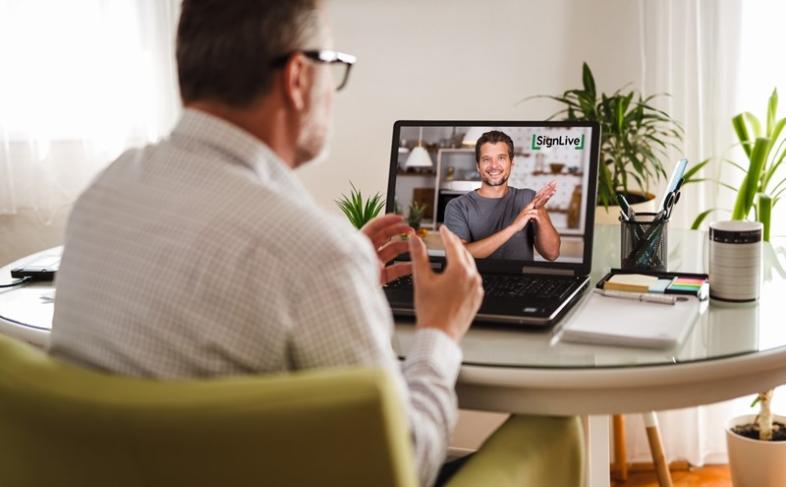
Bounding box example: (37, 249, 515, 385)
(445, 415, 584, 487)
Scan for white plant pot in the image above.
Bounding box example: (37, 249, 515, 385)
(726, 414, 786, 487)
(594, 191, 657, 225)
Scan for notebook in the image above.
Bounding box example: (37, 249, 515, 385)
(559, 292, 702, 349)
(603, 274, 660, 293)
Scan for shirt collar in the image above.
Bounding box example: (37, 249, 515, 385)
(171, 108, 309, 196)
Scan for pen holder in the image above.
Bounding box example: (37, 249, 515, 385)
(620, 212, 668, 272)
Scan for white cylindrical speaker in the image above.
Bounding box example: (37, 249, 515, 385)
(709, 220, 762, 302)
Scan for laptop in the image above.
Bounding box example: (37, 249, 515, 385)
(384, 120, 601, 328)
(11, 251, 61, 282)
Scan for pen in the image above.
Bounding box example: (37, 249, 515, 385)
(616, 193, 635, 222)
(594, 288, 678, 305)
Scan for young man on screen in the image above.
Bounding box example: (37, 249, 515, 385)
(444, 130, 561, 261)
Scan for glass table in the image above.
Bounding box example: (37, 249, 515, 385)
(393, 225, 786, 414)
(2, 226, 786, 486)
(393, 225, 786, 487)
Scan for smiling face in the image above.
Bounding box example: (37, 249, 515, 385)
(477, 141, 513, 187)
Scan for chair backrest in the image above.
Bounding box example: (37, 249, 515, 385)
(0, 334, 418, 487)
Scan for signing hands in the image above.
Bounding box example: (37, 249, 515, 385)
(361, 214, 483, 342)
(408, 225, 483, 342)
(361, 214, 413, 285)
(512, 180, 558, 231)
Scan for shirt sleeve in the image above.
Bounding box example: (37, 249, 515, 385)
(443, 198, 471, 241)
(288, 234, 462, 487)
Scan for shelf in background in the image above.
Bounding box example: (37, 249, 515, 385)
(531, 171, 583, 177)
(397, 170, 436, 176)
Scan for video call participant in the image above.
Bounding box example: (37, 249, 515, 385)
(444, 130, 561, 261)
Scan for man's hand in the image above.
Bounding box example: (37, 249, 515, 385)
(512, 180, 557, 231)
(527, 179, 558, 210)
(361, 214, 413, 285)
(408, 225, 484, 342)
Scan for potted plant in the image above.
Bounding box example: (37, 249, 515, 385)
(335, 182, 385, 229)
(407, 201, 428, 235)
(690, 88, 786, 241)
(726, 390, 786, 486)
(536, 63, 683, 222)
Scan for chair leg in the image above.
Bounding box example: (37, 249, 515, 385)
(612, 414, 628, 481)
(643, 412, 673, 487)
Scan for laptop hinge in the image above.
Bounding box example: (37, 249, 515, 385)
(520, 266, 575, 277)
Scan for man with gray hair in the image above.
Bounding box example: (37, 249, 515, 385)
(50, 1, 483, 486)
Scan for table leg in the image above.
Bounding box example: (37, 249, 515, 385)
(643, 412, 673, 487)
(582, 415, 610, 487)
(612, 414, 628, 480)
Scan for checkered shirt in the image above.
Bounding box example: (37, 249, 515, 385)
(49, 108, 462, 487)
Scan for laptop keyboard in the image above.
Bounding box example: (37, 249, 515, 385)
(386, 274, 577, 300)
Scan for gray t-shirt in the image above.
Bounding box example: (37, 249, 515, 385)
(444, 187, 536, 260)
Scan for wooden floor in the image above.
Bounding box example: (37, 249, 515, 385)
(611, 465, 731, 487)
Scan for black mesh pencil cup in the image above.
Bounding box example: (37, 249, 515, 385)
(620, 212, 668, 272)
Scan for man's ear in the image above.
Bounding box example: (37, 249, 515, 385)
(282, 54, 309, 111)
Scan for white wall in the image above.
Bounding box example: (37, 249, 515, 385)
(1, 0, 648, 265)
(299, 0, 644, 211)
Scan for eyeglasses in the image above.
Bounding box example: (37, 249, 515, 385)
(270, 50, 356, 92)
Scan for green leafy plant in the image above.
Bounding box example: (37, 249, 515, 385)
(335, 182, 385, 229)
(690, 88, 786, 241)
(407, 201, 428, 230)
(537, 63, 683, 207)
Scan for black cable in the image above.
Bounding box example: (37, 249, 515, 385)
(0, 312, 50, 331)
(0, 276, 33, 288)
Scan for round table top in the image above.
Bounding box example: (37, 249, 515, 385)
(3, 227, 786, 414)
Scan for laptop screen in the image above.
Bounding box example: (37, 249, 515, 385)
(386, 121, 600, 276)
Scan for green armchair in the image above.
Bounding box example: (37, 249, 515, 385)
(0, 334, 584, 486)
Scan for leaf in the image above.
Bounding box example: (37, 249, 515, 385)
(691, 209, 718, 230)
(767, 117, 786, 156)
(732, 137, 770, 220)
(767, 88, 778, 138)
(682, 158, 711, 183)
(743, 112, 763, 138)
(759, 193, 773, 242)
(582, 62, 596, 99)
(616, 97, 626, 134)
(763, 134, 786, 190)
(722, 158, 748, 173)
(732, 113, 754, 160)
(771, 176, 786, 197)
(718, 181, 742, 192)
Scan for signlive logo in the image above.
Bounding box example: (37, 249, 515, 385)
(531, 134, 585, 150)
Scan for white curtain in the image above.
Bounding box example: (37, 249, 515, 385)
(0, 0, 181, 221)
(626, 0, 786, 466)
(638, 0, 743, 231)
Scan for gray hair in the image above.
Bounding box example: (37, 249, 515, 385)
(176, 0, 321, 107)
